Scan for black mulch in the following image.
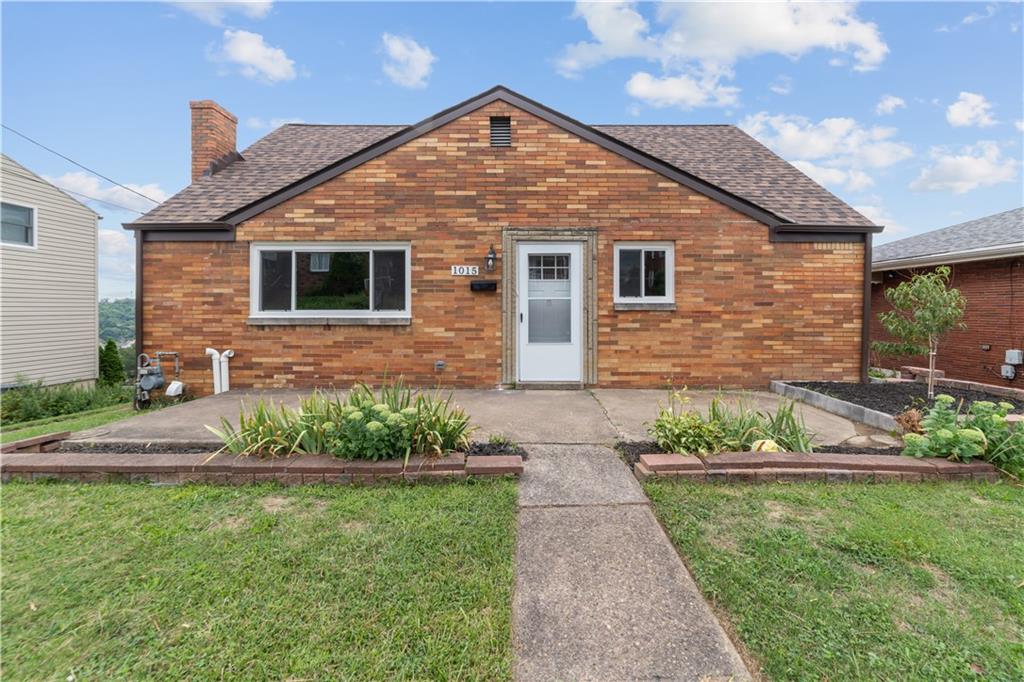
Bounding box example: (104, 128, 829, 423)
(614, 440, 904, 469)
(466, 441, 529, 459)
(59, 441, 217, 454)
(792, 381, 1023, 416)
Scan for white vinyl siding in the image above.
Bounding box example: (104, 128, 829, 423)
(1, 154, 100, 387)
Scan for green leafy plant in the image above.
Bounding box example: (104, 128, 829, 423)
(488, 433, 517, 448)
(649, 391, 814, 455)
(902, 395, 1024, 476)
(207, 380, 473, 460)
(1, 379, 132, 425)
(873, 266, 966, 399)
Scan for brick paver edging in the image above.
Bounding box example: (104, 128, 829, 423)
(633, 451, 999, 483)
(0, 451, 523, 485)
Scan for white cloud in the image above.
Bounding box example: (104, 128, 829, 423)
(769, 75, 793, 95)
(98, 228, 136, 278)
(910, 141, 1018, 194)
(245, 116, 305, 130)
(44, 172, 169, 214)
(211, 29, 296, 83)
(946, 92, 996, 127)
(740, 112, 913, 168)
(741, 112, 911, 193)
(557, 2, 887, 109)
(853, 202, 910, 239)
(172, 1, 272, 27)
(874, 94, 905, 115)
(1016, 119, 1024, 132)
(380, 34, 436, 89)
(962, 4, 997, 25)
(625, 72, 738, 109)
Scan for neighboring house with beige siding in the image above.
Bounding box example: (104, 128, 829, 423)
(1, 154, 100, 388)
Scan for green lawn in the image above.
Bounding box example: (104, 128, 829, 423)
(645, 481, 1024, 681)
(2, 480, 517, 680)
(1, 403, 134, 443)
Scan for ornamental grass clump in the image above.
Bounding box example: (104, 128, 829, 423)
(902, 394, 1024, 477)
(649, 391, 814, 455)
(208, 380, 472, 460)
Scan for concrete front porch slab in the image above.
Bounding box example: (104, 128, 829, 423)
(515, 504, 750, 681)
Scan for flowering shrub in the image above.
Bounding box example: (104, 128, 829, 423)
(208, 380, 472, 460)
(902, 395, 1024, 476)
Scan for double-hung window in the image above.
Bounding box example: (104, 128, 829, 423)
(1, 202, 36, 248)
(250, 243, 411, 319)
(614, 242, 674, 304)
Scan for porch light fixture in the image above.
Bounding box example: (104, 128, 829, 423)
(485, 244, 498, 272)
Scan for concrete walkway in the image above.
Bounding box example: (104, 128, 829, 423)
(514, 444, 751, 681)
(69, 387, 878, 447)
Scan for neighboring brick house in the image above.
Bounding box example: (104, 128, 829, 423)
(871, 207, 1024, 387)
(126, 86, 880, 396)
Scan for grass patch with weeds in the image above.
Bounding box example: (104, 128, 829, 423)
(645, 481, 1024, 681)
(1, 403, 134, 444)
(2, 480, 517, 680)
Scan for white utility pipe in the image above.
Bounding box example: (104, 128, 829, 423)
(219, 349, 234, 393)
(205, 348, 222, 395)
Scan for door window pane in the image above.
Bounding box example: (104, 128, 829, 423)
(528, 299, 571, 343)
(260, 251, 292, 311)
(373, 250, 406, 311)
(296, 251, 369, 310)
(618, 249, 642, 297)
(1, 203, 34, 246)
(644, 250, 667, 297)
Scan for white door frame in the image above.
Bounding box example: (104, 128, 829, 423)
(516, 242, 583, 383)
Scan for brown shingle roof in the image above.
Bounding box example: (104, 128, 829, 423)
(593, 125, 872, 227)
(133, 112, 871, 228)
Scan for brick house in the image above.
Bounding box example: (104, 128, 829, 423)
(126, 86, 881, 396)
(871, 207, 1024, 387)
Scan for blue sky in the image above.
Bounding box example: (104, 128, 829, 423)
(3, 1, 1022, 298)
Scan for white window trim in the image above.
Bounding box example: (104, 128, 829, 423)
(1, 201, 38, 250)
(309, 252, 330, 272)
(249, 242, 411, 319)
(613, 242, 675, 304)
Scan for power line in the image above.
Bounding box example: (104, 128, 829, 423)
(4, 167, 144, 214)
(2, 124, 161, 205)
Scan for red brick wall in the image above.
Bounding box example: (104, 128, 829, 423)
(190, 100, 237, 182)
(142, 101, 865, 395)
(871, 258, 1024, 387)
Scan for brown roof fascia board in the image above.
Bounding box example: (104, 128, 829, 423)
(221, 85, 788, 228)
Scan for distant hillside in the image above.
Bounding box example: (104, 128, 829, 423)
(99, 298, 134, 345)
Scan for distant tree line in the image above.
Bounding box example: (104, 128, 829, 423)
(99, 298, 135, 378)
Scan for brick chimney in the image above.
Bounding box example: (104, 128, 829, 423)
(190, 100, 237, 182)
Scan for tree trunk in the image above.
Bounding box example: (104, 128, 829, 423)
(927, 338, 938, 400)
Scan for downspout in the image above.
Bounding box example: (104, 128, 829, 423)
(860, 232, 873, 383)
(205, 348, 222, 394)
(135, 234, 143, 366)
(219, 349, 234, 392)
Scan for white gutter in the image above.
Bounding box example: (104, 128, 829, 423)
(872, 242, 1024, 272)
(205, 348, 222, 395)
(219, 349, 234, 392)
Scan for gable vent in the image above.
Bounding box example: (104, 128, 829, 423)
(490, 116, 512, 147)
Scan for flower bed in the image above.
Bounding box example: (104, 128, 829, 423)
(790, 381, 1023, 416)
(210, 381, 473, 460)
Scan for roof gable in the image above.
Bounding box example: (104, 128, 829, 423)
(127, 86, 878, 233)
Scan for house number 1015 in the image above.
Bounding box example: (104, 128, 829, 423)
(450, 265, 480, 276)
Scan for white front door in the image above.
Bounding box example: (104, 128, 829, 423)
(517, 242, 583, 382)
